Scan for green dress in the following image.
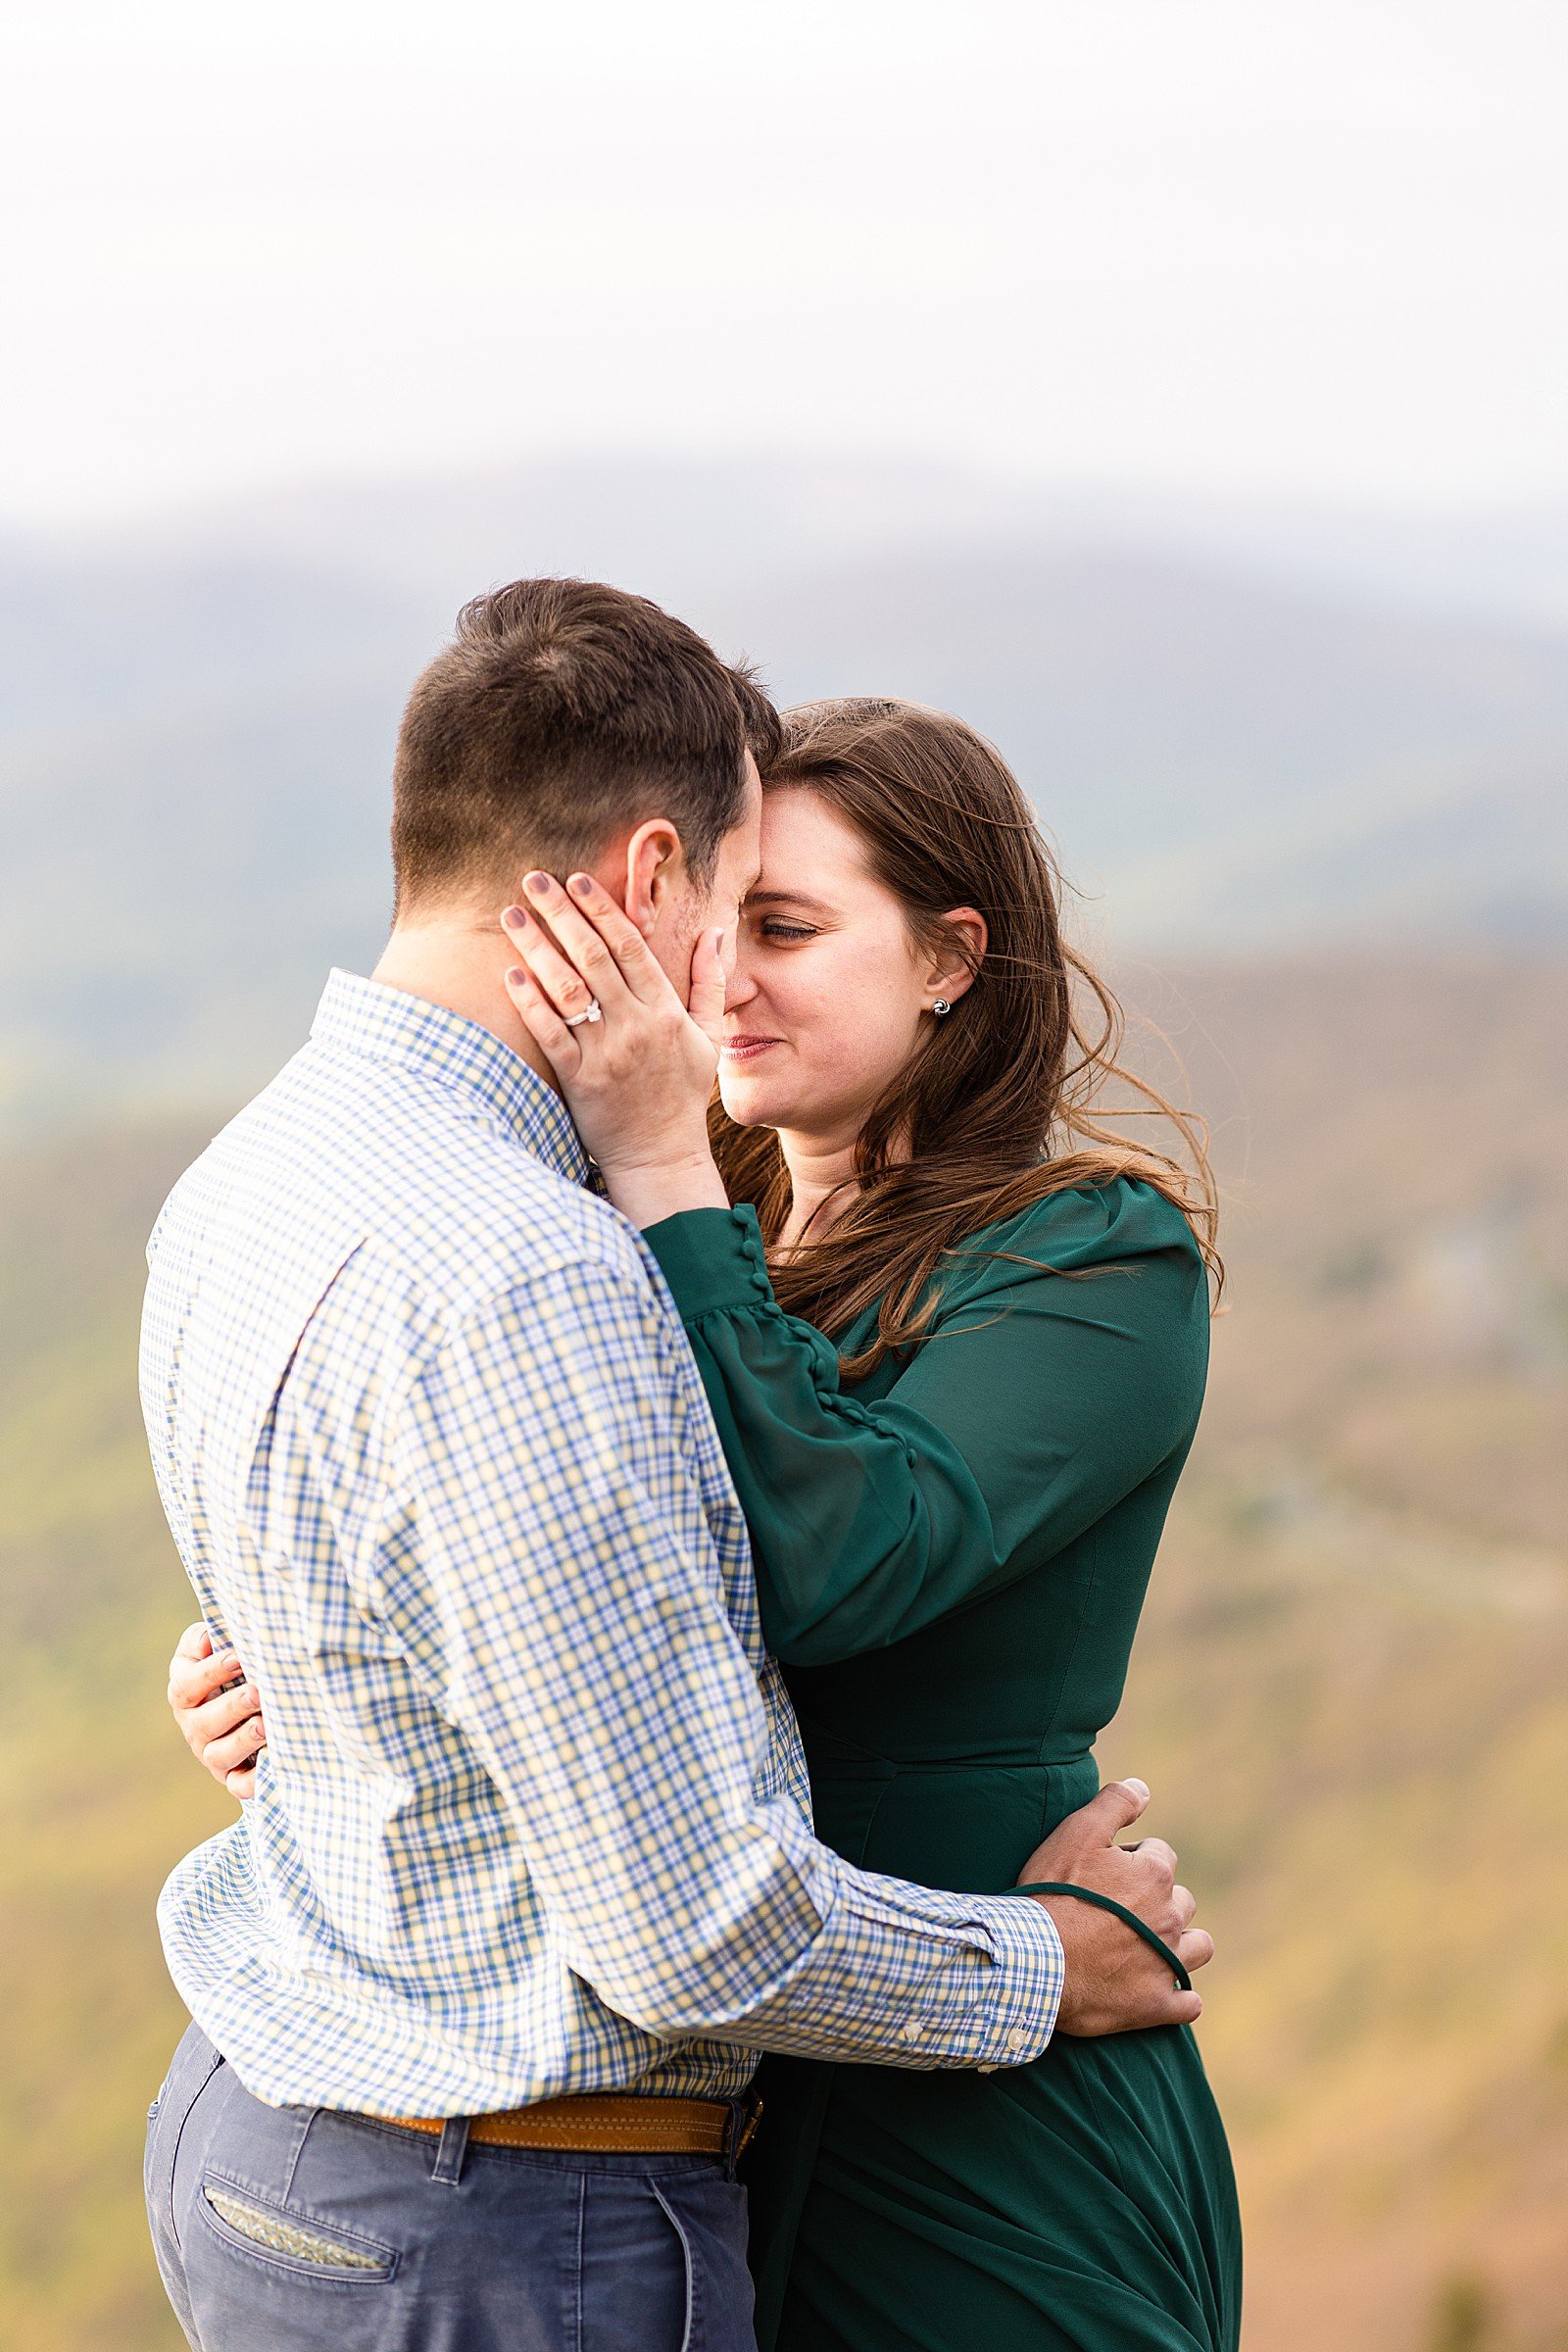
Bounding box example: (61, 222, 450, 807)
(643, 1178, 1242, 2352)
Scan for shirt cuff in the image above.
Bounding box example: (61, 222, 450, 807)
(641, 1204, 775, 1322)
(822, 1876, 1066, 2069)
(968, 1891, 1067, 2067)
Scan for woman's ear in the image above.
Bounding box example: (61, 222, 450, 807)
(619, 818, 686, 938)
(925, 906, 987, 1007)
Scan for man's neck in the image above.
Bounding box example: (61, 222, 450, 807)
(370, 916, 561, 1094)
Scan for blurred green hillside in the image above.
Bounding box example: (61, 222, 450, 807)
(0, 1120, 232, 2352)
(1109, 956, 1568, 2352)
(0, 957, 1564, 2352)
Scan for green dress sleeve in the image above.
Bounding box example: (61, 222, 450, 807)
(642, 1180, 1208, 1668)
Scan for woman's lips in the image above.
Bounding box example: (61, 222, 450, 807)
(721, 1035, 782, 1060)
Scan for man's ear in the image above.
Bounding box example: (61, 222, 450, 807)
(925, 906, 987, 1007)
(617, 817, 687, 939)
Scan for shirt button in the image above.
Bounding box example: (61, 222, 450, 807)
(1005, 2028, 1028, 2054)
(900, 2021, 923, 2043)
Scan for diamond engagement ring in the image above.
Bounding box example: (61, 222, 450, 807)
(563, 1000, 603, 1029)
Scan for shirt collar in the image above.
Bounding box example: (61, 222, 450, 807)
(311, 968, 590, 1190)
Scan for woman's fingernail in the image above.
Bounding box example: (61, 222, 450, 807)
(526, 871, 553, 896)
(503, 905, 526, 927)
(569, 873, 595, 897)
(507, 967, 528, 989)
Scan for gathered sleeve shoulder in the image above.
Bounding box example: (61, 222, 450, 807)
(643, 1181, 1209, 1667)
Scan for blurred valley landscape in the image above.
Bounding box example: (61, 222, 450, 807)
(6, 454, 1568, 1131)
(1, 457, 1564, 2350)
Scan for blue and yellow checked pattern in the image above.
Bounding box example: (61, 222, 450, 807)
(142, 970, 1063, 2116)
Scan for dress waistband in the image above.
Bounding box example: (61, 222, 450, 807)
(796, 1725, 1099, 1892)
(800, 1724, 1095, 1776)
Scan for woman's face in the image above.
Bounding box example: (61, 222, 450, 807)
(719, 787, 979, 1146)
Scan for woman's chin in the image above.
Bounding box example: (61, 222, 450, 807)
(717, 1071, 795, 1130)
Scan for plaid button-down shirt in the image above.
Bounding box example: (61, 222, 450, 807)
(142, 971, 1063, 2116)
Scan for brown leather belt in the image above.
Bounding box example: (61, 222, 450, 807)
(386, 2093, 759, 2158)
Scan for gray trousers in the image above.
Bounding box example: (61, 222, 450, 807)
(144, 2023, 758, 2352)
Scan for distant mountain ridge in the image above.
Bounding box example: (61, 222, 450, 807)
(2, 455, 1565, 1128)
(79, 455, 1568, 633)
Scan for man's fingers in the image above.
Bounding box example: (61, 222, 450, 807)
(1171, 1883, 1198, 1934)
(1021, 1776, 1152, 1886)
(1176, 1928, 1214, 1976)
(1130, 1835, 1177, 1882)
(174, 1620, 213, 1662)
(1075, 1777, 1152, 1843)
(224, 1764, 260, 1801)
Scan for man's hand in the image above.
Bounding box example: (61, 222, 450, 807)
(168, 1622, 267, 1800)
(1019, 1778, 1212, 2034)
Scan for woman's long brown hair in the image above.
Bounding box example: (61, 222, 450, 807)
(709, 697, 1221, 1378)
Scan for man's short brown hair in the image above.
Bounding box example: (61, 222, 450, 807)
(391, 578, 780, 911)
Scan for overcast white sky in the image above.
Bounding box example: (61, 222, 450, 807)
(3, 0, 1566, 527)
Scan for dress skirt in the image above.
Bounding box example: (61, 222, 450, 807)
(743, 1741, 1243, 2352)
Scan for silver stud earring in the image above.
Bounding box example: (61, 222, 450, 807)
(931, 999, 953, 1017)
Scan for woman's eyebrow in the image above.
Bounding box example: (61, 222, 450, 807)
(746, 889, 836, 914)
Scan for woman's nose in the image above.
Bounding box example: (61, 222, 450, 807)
(724, 949, 760, 1012)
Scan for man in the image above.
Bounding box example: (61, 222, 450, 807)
(144, 578, 1208, 2352)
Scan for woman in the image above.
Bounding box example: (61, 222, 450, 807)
(496, 697, 1240, 2352)
(172, 696, 1240, 2350)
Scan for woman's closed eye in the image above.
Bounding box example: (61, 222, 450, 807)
(758, 917, 819, 943)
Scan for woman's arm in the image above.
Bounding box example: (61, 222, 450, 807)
(645, 1186, 1208, 1667)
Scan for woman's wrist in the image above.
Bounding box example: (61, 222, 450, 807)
(602, 1152, 731, 1231)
